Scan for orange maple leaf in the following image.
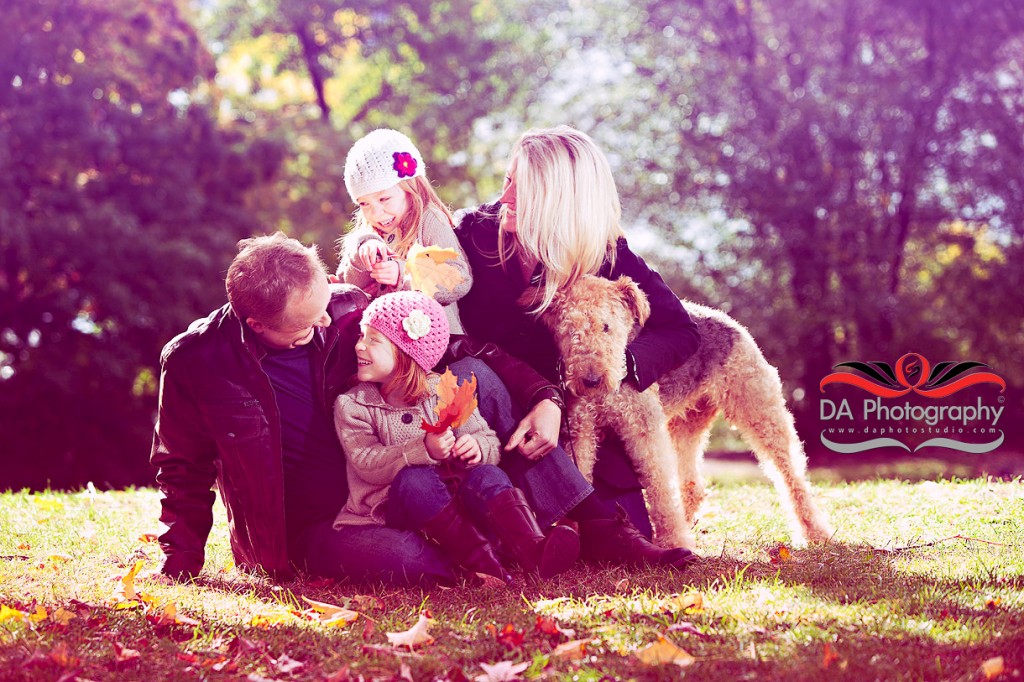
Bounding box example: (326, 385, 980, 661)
(407, 243, 464, 298)
(421, 370, 478, 434)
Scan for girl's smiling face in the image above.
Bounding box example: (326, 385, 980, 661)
(354, 326, 397, 384)
(357, 184, 410, 235)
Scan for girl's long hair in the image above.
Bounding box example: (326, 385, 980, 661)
(498, 125, 623, 314)
(380, 342, 431, 406)
(344, 176, 454, 259)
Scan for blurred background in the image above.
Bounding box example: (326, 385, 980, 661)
(2, 0, 1022, 490)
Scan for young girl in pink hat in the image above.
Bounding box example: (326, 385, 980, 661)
(332, 290, 578, 583)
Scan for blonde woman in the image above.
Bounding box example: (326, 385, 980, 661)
(455, 125, 701, 568)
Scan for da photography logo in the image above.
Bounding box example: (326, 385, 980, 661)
(818, 353, 1006, 454)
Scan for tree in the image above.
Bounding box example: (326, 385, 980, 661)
(582, 0, 1024, 431)
(0, 0, 279, 489)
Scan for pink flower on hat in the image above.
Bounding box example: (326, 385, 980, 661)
(393, 152, 417, 178)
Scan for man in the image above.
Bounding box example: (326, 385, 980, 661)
(151, 233, 453, 584)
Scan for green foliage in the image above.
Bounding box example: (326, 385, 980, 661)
(557, 0, 1024, 428)
(0, 0, 280, 489)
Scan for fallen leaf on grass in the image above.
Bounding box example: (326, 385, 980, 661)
(112, 641, 142, 664)
(0, 604, 25, 622)
(635, 636, 695, 668)
(386, 612, 434, 649)
(250, 613, 297, 628)
(272, 653, 305, 675)
(822, 642, 840, 669)
(980, 656, 1004, 680)
(669, 592, 704, 613)
(407, 244, 465, 298)
(115, 559, 146, 601)
(52, 606, 76, 622)
(28, 605, 47, 624)
(138, 534, 160, 544)
(551, 638, 591, 660)
(666, 621, 708, 638)
(49, 642, 80, 668)
(475, 660, 529, 682)
(146, 602, 200, 627)
(535, 616, 575, 639)
(490, 623, 525, 649)
(300, 596, 360, 627)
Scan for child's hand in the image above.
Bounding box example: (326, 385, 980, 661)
(356, 240, 390, 271)
(370, 259, 400, 287)
(425, 428, 454, 460)
(452, 434, 482, 465)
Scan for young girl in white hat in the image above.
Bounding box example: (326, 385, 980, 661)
(337, 129, 472, 336)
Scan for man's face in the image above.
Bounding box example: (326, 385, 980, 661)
(249, 276, 332, 350)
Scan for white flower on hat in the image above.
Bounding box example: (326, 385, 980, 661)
(402, 308, 432, 340)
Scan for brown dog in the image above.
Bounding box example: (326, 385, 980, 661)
(538, 275, 833, 549)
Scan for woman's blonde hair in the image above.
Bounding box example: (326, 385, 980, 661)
(344, 176, 454, 260)
(499, 125, 624, 314)
(379, 339, 431, 406)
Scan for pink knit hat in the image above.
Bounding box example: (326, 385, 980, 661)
(361, 291, 449, 371)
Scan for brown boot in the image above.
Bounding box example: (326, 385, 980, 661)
(486, 488, 580, 580)
(421, 500, 512, 585)
(578, 505, 697, 569)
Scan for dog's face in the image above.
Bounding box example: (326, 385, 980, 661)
(543, 276, 651, 396)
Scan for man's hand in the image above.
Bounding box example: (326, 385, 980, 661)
(356, 240, 391, 271)
(452, 434, 483, 466)
(505, 398, 562, 460)
(425, 428, 455, 460)
(370, 259, 401, 287)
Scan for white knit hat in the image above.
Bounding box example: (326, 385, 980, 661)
(344, 129, 426, 202)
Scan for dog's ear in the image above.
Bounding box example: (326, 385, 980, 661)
(614, 276, 651, 325)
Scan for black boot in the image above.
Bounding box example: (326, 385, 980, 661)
(578, 504, 697, 569)
(421, 500, 513, 585)
(486, 488, 579, 579)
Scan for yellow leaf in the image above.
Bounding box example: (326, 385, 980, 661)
(778, 545, 792, 561)
(386, 612, 434, 649)
(52, 608, 76, 625)
(0, 604, 26, 622)
(636, 636, 696, 668)
(406, 243, 464, 298)
(33, 497, 64, 512)
(670, 592, 704, 613)
(116, 560, 146, 601)
(48, 554, 72, 564)
(138, 533, 160, 544)
(250, 612, 296, 628)
(980, 656, 1004, 680)
(28, 605, 48, 624)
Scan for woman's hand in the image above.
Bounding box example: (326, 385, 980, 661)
(370, 259, 401, 287)
(452, 434, 483, 466)
(505, 398, 562, 460)
(356, 240, 390, 271)
(425, 428, 454, 460)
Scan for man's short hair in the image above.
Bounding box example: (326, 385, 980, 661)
(226, 232, 327, 326)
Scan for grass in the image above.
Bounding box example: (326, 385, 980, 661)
(1, 473, 1022, 681)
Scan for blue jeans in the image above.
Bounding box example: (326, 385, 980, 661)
(383, 464, 512, 531)
(294, 520, 455, 586)
(449, 358, 653, 536)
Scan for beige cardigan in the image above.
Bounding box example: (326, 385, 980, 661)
(332, 376, 500, 527)
(338, 205, 472, 335)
